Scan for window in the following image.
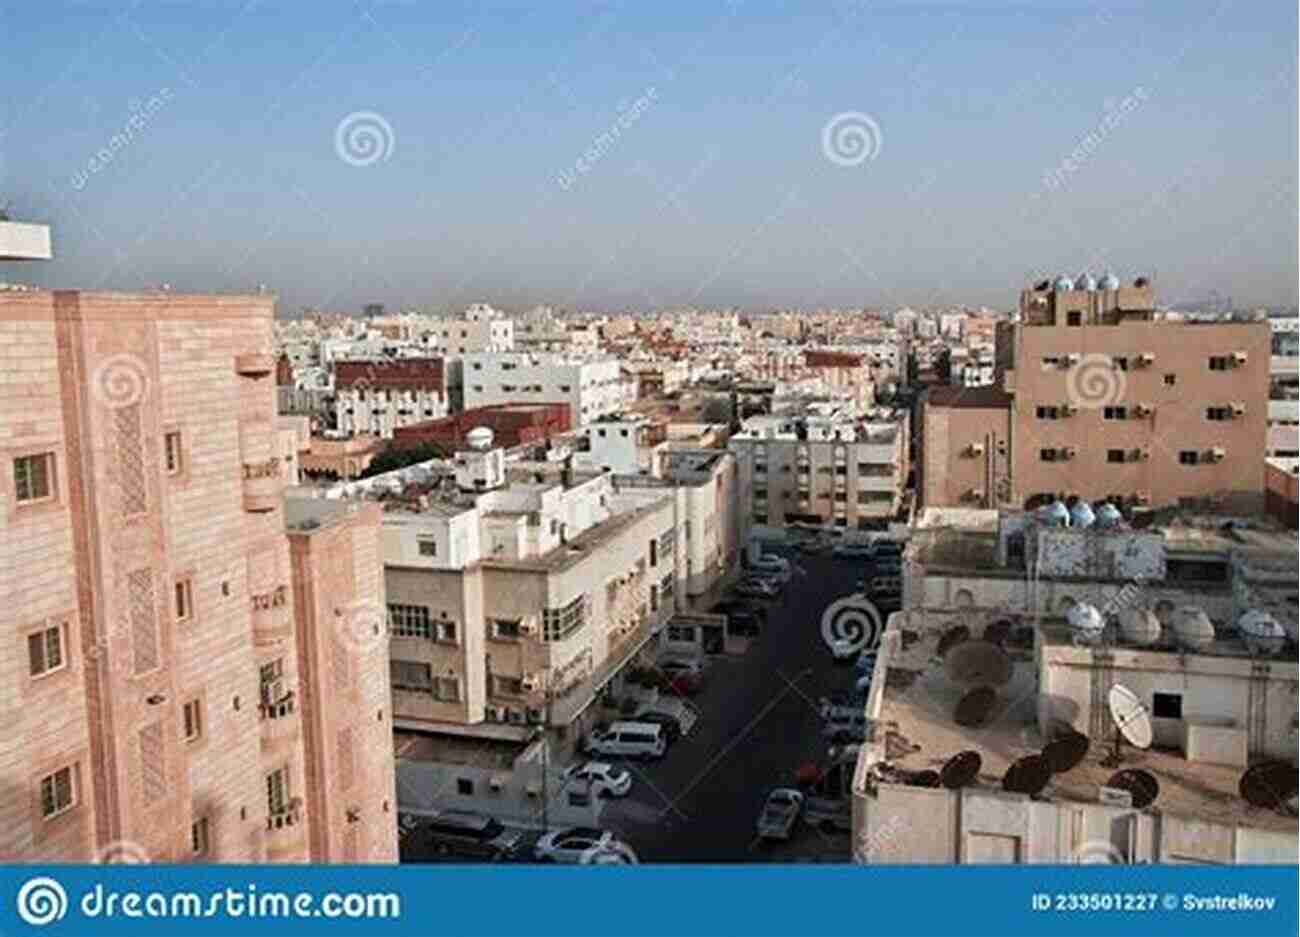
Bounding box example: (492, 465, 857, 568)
(491, 618, 521, 640)
(390, 660, 433, 692)
(389, 604, 432, 639)
(1066, 311, 1081, 326)
(543, 595, 588, 641)
(435, 619, 457, 643)
(1040, 356, 1060, 368)
(434, 677, 460, 702)
(266, 768, 289, 816)
(457, 778, 473, 795)
(1035, 405, 1060, 420)
(191, 817, 210, 856)
(1178, 450, 1200, 465)
(492, 674, 523, 696)
(472, 385, 483, 392)
(1040, 448, 1060, 462)
(14, 453, 54, 502)
(1103, 406, 1128, 420)
(174, 579, 193, 623)
(1106, 449, 1126, 464)
(1164, 373, 1176, 386)
(1208, 356, 1230, 371)
(649, 537, 658, 567)
(259, 659, 285, 705)
(1112, 356, 1128, 371)
(1206, 406, 1232, 421)
(164, 431, 183, 475)
(28, 624, 64, 677)
(40, 766, 75, 819)
(183, 699, 203, 742)
(417, 538, 437, 557)
(1152, 692, 1182, 719)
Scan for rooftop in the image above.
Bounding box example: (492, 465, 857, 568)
(283, 493, 362, 532)
(394, 729, 528, 770)
(926, 385, 1012, 409)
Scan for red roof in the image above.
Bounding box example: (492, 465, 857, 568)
(335, 358, 445, 390)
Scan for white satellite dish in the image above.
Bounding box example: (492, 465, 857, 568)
(1117, 608, 1161, 646)
(1171, 606, 1215, 651)
(1105, 685, 1153, 767)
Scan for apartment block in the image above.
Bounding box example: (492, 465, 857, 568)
(333, 358, 451, 439)
(0, 287, 395, 862)
(461, 353, 633, 427)
(427, 303, 515, 355)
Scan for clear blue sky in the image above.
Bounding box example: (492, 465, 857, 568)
(3, 1, 1296, 314)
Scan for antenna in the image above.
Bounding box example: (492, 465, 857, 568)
(1103, 684, 1152, 768)
(1106, 768, 1159, 809)
(940, 751, 982, 790)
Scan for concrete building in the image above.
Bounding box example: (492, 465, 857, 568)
(299, 433, 384, 481)
(392, 403, 570, 453)
(428, 303, 515, 355)
(0, 281, 396, 862)
(851, 506, 1298, 864)
(461, 353, 632, 427)
(333, 358, 451, 439)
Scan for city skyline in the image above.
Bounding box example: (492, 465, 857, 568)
(2, 1, 1296, 315)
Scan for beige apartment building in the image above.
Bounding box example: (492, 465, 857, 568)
(0, 282, 395, 862)
(920, 278, 1271, 511)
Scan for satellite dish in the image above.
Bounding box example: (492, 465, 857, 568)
(940, 751, 982, 789)
(1108, 685, 1153, 749)
(1067, 603, 1106, 646)
(1118, 608, 1162, 646)
(954, 686, 998, 728)
(1003, 755, 1052, 797)
(1239, 611, 1287, 657)
(1107, 769, 1159, 809)
(1170, 606, 1215, 651)
(936, 625, 971, 658)
(982, 619, 1012, 646)
(907, 770, 942, 789)
(1042, 732, 1090, 774)
(944, 641, 1014, 687)
(1239, 761, 1299, 811)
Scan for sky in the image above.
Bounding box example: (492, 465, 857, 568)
(2, 1, 1296, 315)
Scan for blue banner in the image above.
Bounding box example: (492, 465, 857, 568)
(0, 864, 1295, 936)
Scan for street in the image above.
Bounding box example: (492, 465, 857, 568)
(601, 547, 868, 862)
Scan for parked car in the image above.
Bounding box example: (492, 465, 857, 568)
(818, 692, 866, 721)
(658, 658, 706, 695)
(831, 542, 875, 560)
(585, 721, 668, 759)
(634, 710, 684, 744)
(733, 576, 780, 599)
(750, 554, 792, 581)
(413, 810, 525, 861)
(755, 788, 804, 840)
(533, 827, 617, 863)
(822, 711, 869, 744)
(561, 761, 632, 798)
(721, 606, 763, 637)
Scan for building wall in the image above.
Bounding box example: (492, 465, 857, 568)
(391, 404, 570, 451)
(462, 356, 628, 427)
(919, 402, 1010, 508)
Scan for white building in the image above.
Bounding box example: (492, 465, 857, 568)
(332, 358, 451, 438)
(461, 353, 632, 427)
(428, 303, 515, 354)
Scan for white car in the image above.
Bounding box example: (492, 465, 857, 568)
(831, 543, 874, 560)
(756, 788, 804, 840)
(533, 826, 617, 863)
(561, 761, 632, 798)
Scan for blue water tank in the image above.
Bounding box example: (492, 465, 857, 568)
(1038, 500, 1071, 527)
(1094, 503, 1123, 528)
(1099, 272, 1121, 290)
(1075, 273, 1097, 291)
(1070, 500, 1096, 528)
(1053, 275, 1075, 292)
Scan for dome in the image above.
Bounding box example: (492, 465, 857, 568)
(1239, 611, 1286, 656)
(1066, 602, 1105, 644)
(1070, 500, 1096, 529)
(1118, 608, 1161, 646)
(1094, 503, 1123, 528)
(1037, 499, 1071, 527)
(1053, 275, 1075, 292)
(1171, 607, 1215, 651)
(1099, 272, 1121, 290)
(466, 426, 495, 450)
(1075, 273, 1097, 291)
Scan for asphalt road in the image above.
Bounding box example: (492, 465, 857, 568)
(601, 547, 872, 863)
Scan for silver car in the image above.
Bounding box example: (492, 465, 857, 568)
(756, 788, 804, 840)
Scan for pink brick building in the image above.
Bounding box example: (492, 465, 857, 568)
(0, 289, 395, 862)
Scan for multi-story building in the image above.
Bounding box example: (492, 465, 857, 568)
(461, 353, 632, 427)
(729, 410, 909, 532)
(919, 277, 1271, 512)
(333, 358, 451, 439)
(427, 303, 515, 355)
(392, 403, 570, 453)
(0, 276, 395, 861)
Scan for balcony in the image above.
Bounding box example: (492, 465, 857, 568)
(234, 352, 275, 377)
(259, 692, 300, 753)
(264, 799, 307, 861)
(250, 585, 292, 642)
(239, 420, 280, 512)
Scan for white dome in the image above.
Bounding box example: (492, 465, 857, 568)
(1118, 608, 1161, 646)
(1075, 273, 1097, 291)
(466, 426, 495, 450)
(1094, 503, 1123, 528)
(1038, 500, 1070, 526)
(1053, 276, 1075, 292)
(1171, 607, 1215, 651)
(1099, 272, 1121, 290)
(1070, 501, 1096, 528)
(1067, 602, 1105, 644)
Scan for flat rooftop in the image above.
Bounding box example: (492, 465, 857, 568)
(870, 615, 1298, 834)
(283, 494, 361, 532)
(394, 730, 527, 770)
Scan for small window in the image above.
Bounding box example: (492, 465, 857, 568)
(1112, 356, 1128, 371)
(1152, 692, 1182, 719)
(174, 579, 194, 623)
(1066, 311, 1082, 326)
(191, 817, 210, 856)
(14, 453, 55, 503)
(28, 624, 65, 677)
(1205, 406, 1231, 421)
(1103, 406, 1128, 421)
(1208, 356, 1230, 371)
(436, 620, 457, 643)
(40, 765, 75, 819)
(183, 699, 203, 742)
(1178, 450, 1200, 465)
(1036, 406, 1059, 420)
(457, 778, 473, 796)
(1040, 448, 1059, 462)
(1164, 373, 1176, 386)
(1106, 449, 1126, 464)
(491, 618, 521, 640)
(418, 539, 437, 557)
(164, 431, 184, 475)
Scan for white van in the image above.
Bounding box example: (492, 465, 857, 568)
(586, 721, 668, 760)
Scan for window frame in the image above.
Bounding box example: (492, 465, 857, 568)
(40, 765, 76, 820)
(13, 452, 56, 504)
(27, 622, 66, 678)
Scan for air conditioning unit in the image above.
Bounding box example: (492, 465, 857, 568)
(966, 488, 985, 501)
(521, 673, 541, 693)
(1133, 491, 1151, 505)
(1061, 402, 1078, 416)
(1230, 402, 1246, 417)
(1061, 446, 1078, 460)
(1131, 448, 1151, 462)
(1231, 351, 1248, 365)
(519, 621, 538, 636)
(1136, 352, 1155, 367)
(1133, 402, 1153, 417)
(1208, 446, 1226, 462)
(526, 708, 544, 725)
(261, 679, 287, 706)
(1063, 353, 1080, 366)
(488, 775, 505, 791)
(507, 709, 526, 724)
(966, 442, 985, 457)
(1098, 786, 1133, 808)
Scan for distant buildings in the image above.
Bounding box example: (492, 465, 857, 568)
(461, 353, 633, 427)
(333, 358, 452, 439)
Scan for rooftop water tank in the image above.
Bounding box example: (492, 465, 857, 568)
(1070, 500, 1096, 529)
(1099, 272, 1121, 290)
(1075, 273, 1098, 291)
(1038, 499, 1071, 527)
(1118, 607, 1161, 646)
(1094, 502, 1123, 528)
(1053, 275, 1075, 292)
(1239, 610, 1287, 657)
(1171, 607, 1215, 651)
(1067, 602, 1105, 645)
(466, 426, 495, 450)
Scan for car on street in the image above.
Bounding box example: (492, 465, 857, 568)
(822, 711, 869, 744)
(755, 788, 805, 840)
(831, 542, 874, 560)
(749, 554, 792, 581)
(733, 576, 781, 599)
(411, 810, 525, 861)
(633, 710, 684, 744)
(658, 658, 706, 695)
(719, 604, 763, 637)
(561, 761, 632, 798)
(533, 827, 618, 863)
(585, 721, 669, 759)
